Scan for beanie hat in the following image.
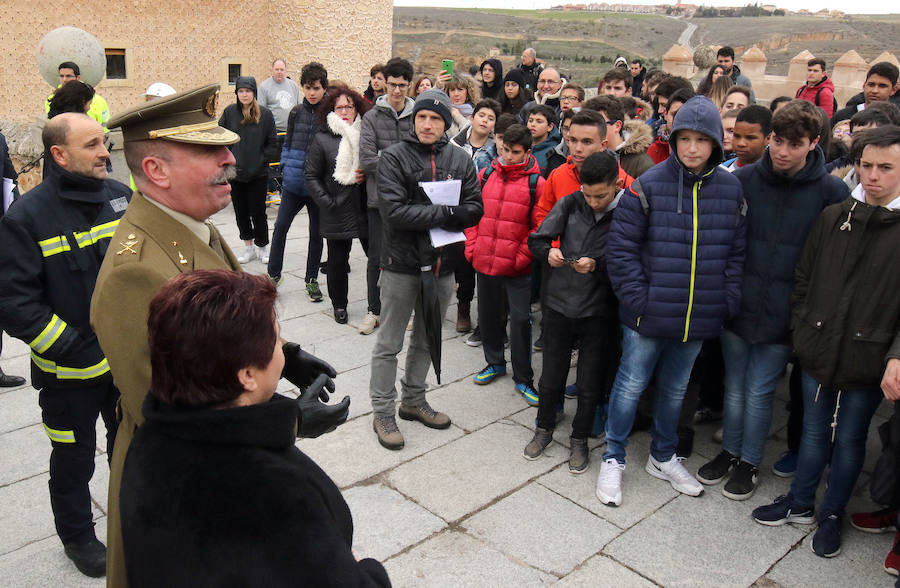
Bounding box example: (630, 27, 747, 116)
(413, 89, 453, 129)
(234, 76, 258, 99)
(504, 69, 527, 89)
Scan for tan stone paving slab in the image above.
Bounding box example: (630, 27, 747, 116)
(0, 386, 41, 434)
(0, 424, 49, 486)
(306, 330, 381, 374)
(464, 483, 619, 576)
(298, 415, 464, 489)
(0, 517, 106, 586)
(0, 474, 57, 555)
(384, 530, 555, 586)
(387, 421, 567, 523)
(343, 483, 447, 562)
(396, 330, 490, 387)
(87, 454, 110, 516)
(506, 398, 606, 450)
(604, 489, 808, 587)
(424, 377, 529, 432)
(330, 363, 375, 420)
(552, 554, 656, 587)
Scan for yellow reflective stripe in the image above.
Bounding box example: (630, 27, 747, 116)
(683, 180, 701, 343)
(38, 235, 71, 257)
(31, 352, 110, 380)
(29, 315, 68, 354)
(43, 424, 76, 444)
(73, 219, 119, 248)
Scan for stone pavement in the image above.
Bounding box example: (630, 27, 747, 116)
(0, 201, 894, 587)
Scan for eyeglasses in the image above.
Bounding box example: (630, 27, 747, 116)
(560, 96, 580, 102)
(833, 130, 852, 137)
(387, 82, 409, 91)
(334, 104, 356, 112)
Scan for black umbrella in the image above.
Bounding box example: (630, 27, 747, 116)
(418, 258, 444, 385)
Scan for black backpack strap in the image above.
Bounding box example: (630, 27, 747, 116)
(479, 166, 493, 189)
(528, 172, 539, 209)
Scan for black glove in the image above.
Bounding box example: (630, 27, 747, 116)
(282, 342, 337, 396)
(297, 374, 350, 438)
(441, 205, 467, 232)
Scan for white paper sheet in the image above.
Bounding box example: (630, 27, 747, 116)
(2, 178, 14, 213)
(419, 180, 466, 247)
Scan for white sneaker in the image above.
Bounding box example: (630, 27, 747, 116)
(237, 245, 256, 264)
(359, 312, 380, 335)
(596, 458, 625, 506)
(646, 454, 704, 496)
(257, 245, 270, 264)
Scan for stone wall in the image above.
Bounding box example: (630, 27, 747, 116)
(662, 44, 900, 107)
(1, 0, 393, 160)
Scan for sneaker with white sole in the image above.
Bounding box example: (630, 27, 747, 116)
(596, 458, 625, 506)
(257, 244, 270, 264)
(645, 454, 704, 496)
(237, 245, 256, 264)
(359, 312, 379, 335)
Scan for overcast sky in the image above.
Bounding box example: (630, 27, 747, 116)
(393, 0, 895, 15)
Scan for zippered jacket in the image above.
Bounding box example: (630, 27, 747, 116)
(607, 96, 747, 341)
(280, 99, 322, 195)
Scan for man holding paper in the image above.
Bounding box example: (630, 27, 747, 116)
(369, 89, 483, 450)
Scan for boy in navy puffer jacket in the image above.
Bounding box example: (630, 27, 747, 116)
(596, 96, 747, 507)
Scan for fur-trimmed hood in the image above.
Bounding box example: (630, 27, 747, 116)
(632, 97, 653, 121)
(326, 111, 362, 186)
(620, 120, 653, 155)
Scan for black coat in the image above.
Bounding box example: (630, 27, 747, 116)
(121, 393, 391, 588)
(306, 130, 367, 240)
(219, 103, 278, 182)
(0, 132, 17, 216)
(377, 130, 483, 276)
(793, 197, 900, 389)
(730, 147, 848, 344)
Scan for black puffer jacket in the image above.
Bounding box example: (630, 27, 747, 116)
(305, 128, 367, 240)
(377, 129, 483, 275)
(218, 77, 278, 182)
(360, 95, 415, 208)
(793, 196, 900, 389)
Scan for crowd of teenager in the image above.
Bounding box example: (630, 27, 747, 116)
(4, 42, 900, 583)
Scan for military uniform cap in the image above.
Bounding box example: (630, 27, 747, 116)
(107, 83, 239, 145)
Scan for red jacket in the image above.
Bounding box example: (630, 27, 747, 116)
(465, 155, 545, 277)
(795, 76, 836, 118)
(534, 156, 634, 228)
(646, 135, 670, 164)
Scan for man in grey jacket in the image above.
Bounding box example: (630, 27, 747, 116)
(358, 57, 416, 335)
(717, 47, 755, 103)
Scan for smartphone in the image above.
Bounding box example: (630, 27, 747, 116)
(441, 59, 454, 77)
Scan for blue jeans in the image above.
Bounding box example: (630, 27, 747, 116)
(720, 330, 793, 466)
(603, 327, 703, 464)
(790, 370, 883, 515)
(266, 188, 323, 280)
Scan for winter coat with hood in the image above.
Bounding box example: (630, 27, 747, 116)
(729, 64, 755, 102)
(617, 119, 655, 179)
(377, 127, 484, 276)
(120, 394, 391, 588)
(480, 59, 504, 101)
(545, 138, 568, 177)
(305, 112, 368, 240)
(529, 189, 621, 320)
(218, 77, 278, 182)
(517, 61, 544, 93)
(531, 127, 562, 178)
(795, 75, 836, 118)
(360, 94, 415, 209)
(729, 146, 848, 345)
(647, 133, 670, 164)
(535, 156, 634, 228)
(792, 186, 900, 389)
(833, 91, 900, 124)
(465, 154, 544, 277)
(607, 96, 747, 341)
(280, 98, 323, 195)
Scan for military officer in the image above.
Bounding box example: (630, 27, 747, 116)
(91, 84, 350, 587)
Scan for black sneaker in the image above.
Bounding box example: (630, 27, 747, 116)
(811, 513, 842, 558)
(532, 333, 544, 352)
(752, 493, 815, 526)
(722, 460, 759, 501)
(64, 537, 106, 577)
(697, 450, 738, 485)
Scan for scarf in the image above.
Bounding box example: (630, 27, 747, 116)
(326, 111, 361, 186)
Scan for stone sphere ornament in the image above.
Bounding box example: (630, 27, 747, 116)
(693, 45, 718, 70)
(37, 27, 107, 88)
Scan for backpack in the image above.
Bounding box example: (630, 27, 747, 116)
(796, 84, 838, 115)
(480, 165, 540, 209)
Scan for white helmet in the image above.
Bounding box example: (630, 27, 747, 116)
(145, 82, 176, 98)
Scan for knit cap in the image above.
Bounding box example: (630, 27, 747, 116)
(413, 89, 453, 129)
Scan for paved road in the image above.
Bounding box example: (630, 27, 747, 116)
(0, 201, 893, 586)
(678, 19, 698, 50)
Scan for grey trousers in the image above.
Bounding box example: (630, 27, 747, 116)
(369, 270, 454, 416)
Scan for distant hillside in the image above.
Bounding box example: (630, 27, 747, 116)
(392, 8, 900, 85)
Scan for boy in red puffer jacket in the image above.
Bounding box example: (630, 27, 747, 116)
(466, 124, 545, 406)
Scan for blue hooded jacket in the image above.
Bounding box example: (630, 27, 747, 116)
(607, 96, 747, 341)
(280, 99, 323, 195)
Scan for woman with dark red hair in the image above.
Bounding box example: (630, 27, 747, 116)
(306, 86, 372, 325)
(118, 270, 386, 587)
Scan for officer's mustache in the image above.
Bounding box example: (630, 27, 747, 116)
(210, 165, 237, 186)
